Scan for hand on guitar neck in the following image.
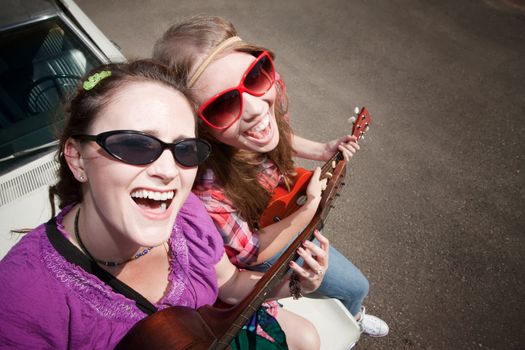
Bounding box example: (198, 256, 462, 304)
(259, 106, 372, 228)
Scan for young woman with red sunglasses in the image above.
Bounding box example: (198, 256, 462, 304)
(154, 16, 389, 339)
(0, 60, 329, 349)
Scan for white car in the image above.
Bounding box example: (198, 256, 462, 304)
(0, 0, 126, 258)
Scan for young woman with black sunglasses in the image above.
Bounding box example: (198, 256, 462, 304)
(0, 60, 329, 349)
(154, 15, 389, 339)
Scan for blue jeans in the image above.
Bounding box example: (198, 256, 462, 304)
(249, 239, 369, 316)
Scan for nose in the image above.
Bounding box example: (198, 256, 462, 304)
(241, 93, 265, 120)
(146, 148, 179, 182)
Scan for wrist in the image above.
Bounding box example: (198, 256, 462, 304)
(304, 195, 322, 210)
(320, 143, 334, 161)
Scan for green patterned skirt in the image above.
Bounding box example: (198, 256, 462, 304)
(230, 306, 288, 350)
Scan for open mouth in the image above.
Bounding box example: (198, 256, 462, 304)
(130, 189, 175, 214)
(244, 112, 272, 140)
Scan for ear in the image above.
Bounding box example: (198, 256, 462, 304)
(64, 138, 87, 183)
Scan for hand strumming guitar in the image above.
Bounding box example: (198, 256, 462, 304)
(305, 166, 328, 208)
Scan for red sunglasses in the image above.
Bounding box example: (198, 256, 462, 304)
(198, 51, 276, 130)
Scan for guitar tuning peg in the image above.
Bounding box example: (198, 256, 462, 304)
(348, 116, 356, 124)
(354, 106, 360, 114)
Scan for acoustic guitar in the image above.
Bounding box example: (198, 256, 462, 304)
(116, 107, 372, 350)
(116, 138, 351, 350)
(259, 106, 372, 227)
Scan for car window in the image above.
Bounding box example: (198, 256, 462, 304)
(0, 16, 101, 169)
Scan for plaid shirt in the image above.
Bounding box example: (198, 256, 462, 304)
(192, 76, 290, 336)
(193, 160, 283, 338)
(193, 159, 282, 267)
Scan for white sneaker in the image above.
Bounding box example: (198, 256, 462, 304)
(357, 306, 389, 337)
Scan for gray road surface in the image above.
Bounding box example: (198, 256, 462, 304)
(75, 0, 525, 349)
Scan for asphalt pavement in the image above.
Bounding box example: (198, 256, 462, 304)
(75, 0, 525, 349)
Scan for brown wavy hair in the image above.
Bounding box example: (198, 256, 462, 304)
(49, 59, 196, 215)
(154, 15, 296, 230)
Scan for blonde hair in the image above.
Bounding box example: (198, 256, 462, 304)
(154, 16, 296, 230)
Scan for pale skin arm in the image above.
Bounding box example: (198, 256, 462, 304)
(292, 134, 360, 162)
(216, 230, 329, 305)
(253, 167, 327, 264)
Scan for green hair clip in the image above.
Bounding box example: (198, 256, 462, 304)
(83, 70, 112, 91)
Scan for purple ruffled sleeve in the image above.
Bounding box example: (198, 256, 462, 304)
(172, 193, 225, 308)
(0, 227, 69, 348)
(0, 196, 225, 349)
(0, 222, 136, 349)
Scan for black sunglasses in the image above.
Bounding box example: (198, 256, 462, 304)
(73, 130, 211, 167)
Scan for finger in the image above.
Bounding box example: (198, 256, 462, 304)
(302, 240, 328, 267)
(311, 232, 330, 266)
(337, 145, 352, 161)
(344, 135, 359, 143)
(312, 166, 322, 180)
(338, 135, 356, 145)
(289, 260, 312, 279)
(314, 230, 330, 253)
(295, 253, 324, 281)
(339, 143, 357, 155)
(297, 246, 322, 272)
(342, 140, 359, 152)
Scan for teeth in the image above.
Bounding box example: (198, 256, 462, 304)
(251, 114, 270, 133)
(131, 190, 174, 201)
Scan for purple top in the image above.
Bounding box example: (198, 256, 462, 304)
(0, 193, 224, 349)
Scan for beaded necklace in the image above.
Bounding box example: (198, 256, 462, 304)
(74, 208, 154, 267)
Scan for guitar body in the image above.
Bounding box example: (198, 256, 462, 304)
(116, 305, 238, 350)
(117, 154, 351, 350)
(116, 306, 216, 350)
(259, 167, 313, 227)
(117, 107, 373, 350)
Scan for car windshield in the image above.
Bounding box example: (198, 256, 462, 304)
(0, 16, 101, 169)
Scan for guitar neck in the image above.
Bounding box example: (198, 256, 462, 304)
(118, 110, 371, 350)
(321, 151, 344, 178)
(213, 155, 347, 348)
(214, 220, 324, 348)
